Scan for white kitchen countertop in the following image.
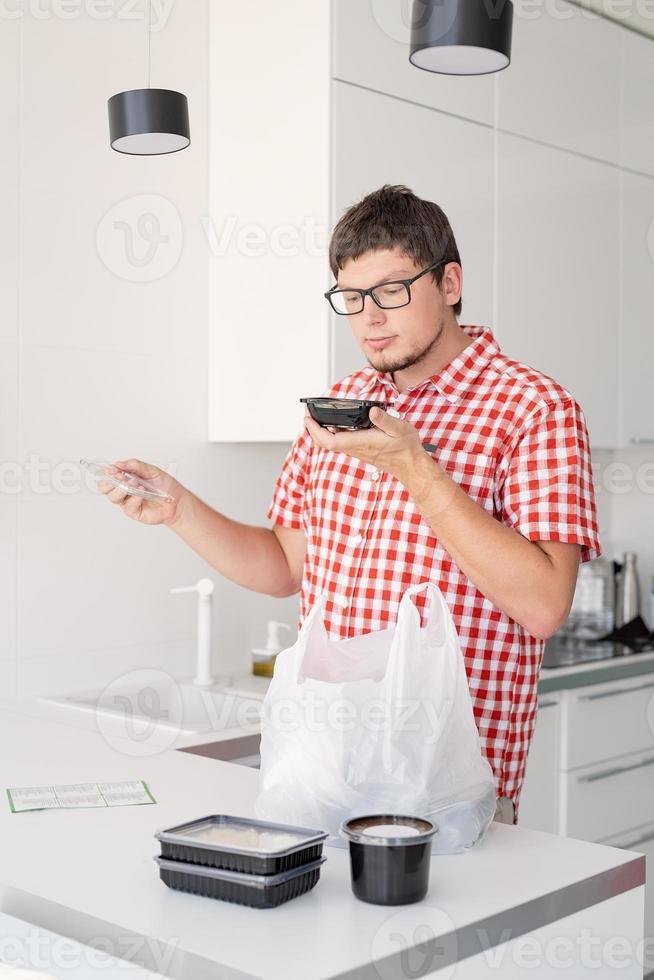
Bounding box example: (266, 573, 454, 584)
(0, 700, 646, 980)
(538, 649, 654, 692)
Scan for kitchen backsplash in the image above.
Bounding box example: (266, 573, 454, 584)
(591, 446, 654, 629)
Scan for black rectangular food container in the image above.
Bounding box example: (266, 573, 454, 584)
(155, 814, 328, 874)
(300, 396, 388, 430)
(154, 855, 326, 909)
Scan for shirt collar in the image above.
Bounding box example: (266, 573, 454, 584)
(359, 325, 500, 404)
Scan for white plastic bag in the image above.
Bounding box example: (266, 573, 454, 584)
(254, 581, 497, 852)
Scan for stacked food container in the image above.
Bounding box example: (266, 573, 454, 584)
(154, 815, 328, 909)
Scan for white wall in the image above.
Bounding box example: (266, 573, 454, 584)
(0, 0, 300, 698)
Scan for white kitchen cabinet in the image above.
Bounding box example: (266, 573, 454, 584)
(619, 171, 654, 448)
(520, 674, 654, 850)
(564, 750, 654, 842)
(208, 0, 331, 441)
(208, 0, 654, 448)
(496, 133, 620, 447)
(518, 695, 561, 834)
(331, 82, 495, 381)
(498, 0, 621, 166)
(333, 0, 494, 127)
(621, 29, 654, 177)
(562, 675, 654, 770)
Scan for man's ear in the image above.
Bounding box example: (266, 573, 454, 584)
(442, 262, 462, 308)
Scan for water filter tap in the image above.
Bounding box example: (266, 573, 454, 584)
(252, 620, 292, 656)
(170, 578, 215, 687)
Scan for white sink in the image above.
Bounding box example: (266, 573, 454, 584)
(40, 672, 266, 738)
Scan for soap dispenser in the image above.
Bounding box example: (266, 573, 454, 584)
(251, 620, 292, 677)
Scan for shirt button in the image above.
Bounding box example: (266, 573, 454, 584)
(333, 594, 348, 608)
(371, 470, 380, 482)
(350, 533, 364, 546)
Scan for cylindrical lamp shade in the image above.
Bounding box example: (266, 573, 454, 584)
(410, 0, 513, 76)
(108, 88, 190, 155)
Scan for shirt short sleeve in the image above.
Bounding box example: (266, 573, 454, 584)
(496, 396, 601, 563)
(267, 422, 313, 530)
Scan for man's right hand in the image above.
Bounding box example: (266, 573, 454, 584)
(97, 458, 189, 528)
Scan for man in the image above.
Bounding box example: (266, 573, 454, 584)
(101, 185, 600, 825)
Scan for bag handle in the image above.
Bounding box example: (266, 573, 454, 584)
(290, 591, 329, 681)
(384, 581, 458, 697)
(396, 581, 456, 643)
(379, 581, 460, 772)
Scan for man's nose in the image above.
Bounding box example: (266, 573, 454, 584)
(360, 293, 387, 325)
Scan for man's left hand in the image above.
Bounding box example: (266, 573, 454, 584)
(304, 406, 428, 486)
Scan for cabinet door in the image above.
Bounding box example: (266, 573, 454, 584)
(517, 696, 560, 834)
(498, 0, 620, 165)
(332, 82, 494, 381)
(497, 133, 620, 447)
(619, 172, 654, 448)
(333, 0, 494, 127)
(208, 0, 331, 441)
(622, 30, 654, 177)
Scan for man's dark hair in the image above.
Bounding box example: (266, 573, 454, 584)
(329, 184, 462, 317)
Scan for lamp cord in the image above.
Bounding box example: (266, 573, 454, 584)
(147, 0, 151, 88)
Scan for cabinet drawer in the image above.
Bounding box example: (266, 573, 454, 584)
(564, 751, 654, 841)
(563, 677, 654, 770)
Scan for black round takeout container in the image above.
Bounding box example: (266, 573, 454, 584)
(340, 814, 438, 906)
(300, 397, 388, 430)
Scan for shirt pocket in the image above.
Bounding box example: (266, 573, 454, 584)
(435, 448, 496, 510)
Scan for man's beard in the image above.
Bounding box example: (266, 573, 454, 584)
(365, 317, 446, 375)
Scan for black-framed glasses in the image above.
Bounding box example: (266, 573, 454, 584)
(324, 259, 447, 316)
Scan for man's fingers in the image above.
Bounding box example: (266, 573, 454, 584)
(105, 486, 129, 504)
(122, 494, 143, 520)
(112, 458, 160, 480)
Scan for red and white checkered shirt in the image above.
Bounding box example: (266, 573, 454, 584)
(267, 324, 601, 803)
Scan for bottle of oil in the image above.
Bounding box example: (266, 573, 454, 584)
(614, 552, 641, 628)
(251, 620, 292, 677)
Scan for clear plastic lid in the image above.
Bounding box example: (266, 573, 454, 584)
(81, 459, 174, 502)
(340, 815, 437, 846)
(361, 824, 421, 839)
(156, 815, 328, 855)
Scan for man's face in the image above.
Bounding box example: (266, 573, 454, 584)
(335, 247, 451, 376)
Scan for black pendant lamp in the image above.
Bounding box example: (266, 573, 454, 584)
(108, 0, 190, 155)
(409, 0, 513, 76)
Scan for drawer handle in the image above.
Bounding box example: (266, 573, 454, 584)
(629, 438, 654, 445)
(578, 756, 654, 784)
(538, 699, 558, 709)
(621, 828, 654, 850)
(580, 680, 654, 702)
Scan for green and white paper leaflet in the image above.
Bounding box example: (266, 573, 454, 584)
(6, 780, 156, 812)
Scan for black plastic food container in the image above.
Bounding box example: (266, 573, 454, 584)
(154, 855, 326, 909)
(301, 397, 388, 430)
(155, 814, 328, 875)
(340, 815, 437, 906)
